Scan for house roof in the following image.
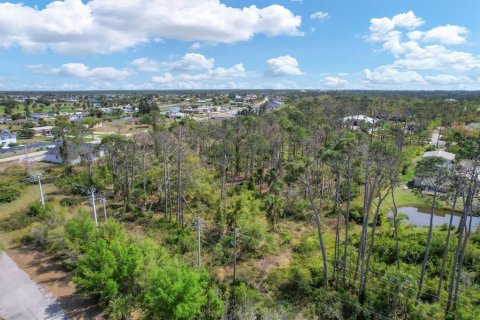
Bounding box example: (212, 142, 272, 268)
(46, 142, 102, 160)
(0, 129, 15, 136)
(32, 126, 55, 131)
(423, 150, 456, 161)
(342, 115, 375, 124)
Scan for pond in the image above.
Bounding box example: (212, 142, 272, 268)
(389, 207, 480, 230)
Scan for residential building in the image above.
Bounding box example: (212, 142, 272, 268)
(44, 142, 104, 165)
(0, 129, 16, 148)
(32, 126, 55, 136)
(422, 150, 455, 162)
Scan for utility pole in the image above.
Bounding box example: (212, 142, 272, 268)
(36, 174, 45, 207)
(100, 196, 107, 222)
(87, 187, 98, 226)
(232, 228, 240, 284)
(24, 145, 32, 177)
(30, 173, 45, 207)
(194, 216, 203, 269)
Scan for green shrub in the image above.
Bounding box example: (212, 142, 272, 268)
(60, 197, 81, 207)
(0, 212, 36, 231)
(27, 201, 51, 218)
(0, 186, 20, 203)
(294, 236, 318, 254)
(349, 204, 363, 223)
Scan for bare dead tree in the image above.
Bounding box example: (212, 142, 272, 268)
(415, 156, 450, 302)
(436, 167, 462, 301)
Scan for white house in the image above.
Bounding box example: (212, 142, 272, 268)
(342, 115, 375, 126)
(422, 150, 455, 162)
(0, 129, 17, 148)
(32, 126, 55, 136)
(44, 142, 105, 165)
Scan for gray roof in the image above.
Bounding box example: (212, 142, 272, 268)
(423, 150, 455, 161)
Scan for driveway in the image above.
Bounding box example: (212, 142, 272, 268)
(0, 252, 66, 320)
(0, 142, 53, 155)
(0, 150, 48, 164)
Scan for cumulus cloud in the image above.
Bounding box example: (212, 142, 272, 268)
(131, 58, 160, 72)
(150, 63, 250, 85)
(364, 66, 425, 84)
(132, 53, 214, 73)
(0, 0, 302, 54)
(321, 76, 348, 88)
(407, 25, 468, 45)
(266, 55, 303, 76)
(368, 11, 424, 42)
(51, 63, 130, 80)
(393, 44, 480, 71)
(177, 64, 248, 81)
(169, 53, 214, 71)
(364, 11, 480, 89)
(151, 73, 174, 84)
(425, 74, 465, 85)
(310, 11, 329, 21)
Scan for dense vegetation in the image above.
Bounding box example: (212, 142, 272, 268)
(2, 93, 480, 319)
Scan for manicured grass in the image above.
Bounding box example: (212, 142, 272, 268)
(382, 187, 449, 210)
(17, 136, 53, 144)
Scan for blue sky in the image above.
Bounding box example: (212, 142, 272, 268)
(0, 0, 479, 90)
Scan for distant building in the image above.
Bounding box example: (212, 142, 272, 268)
(264, 101, 284, 110)
(169, 112, 188, 119)
(44, 142, 104, 165)
(0, 129, 16, 148)
(422, 150, 455, 162)
(415, 151, 456, 191)
(30, 113, 49, 121)
(342, 115, 375, 126)
(32, 126, 55, 136)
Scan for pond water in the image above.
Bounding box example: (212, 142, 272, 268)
(389, 207, 480, 230)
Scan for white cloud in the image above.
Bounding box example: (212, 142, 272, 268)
(191, 42, 202, 50)
(407, 25, 468, 45)
(132, 53, 214, 73)
(0, 0, 302, 54)
(310, 11, 329, 21)
(391, 11, 424, 29)
(368, 11, 424, 42)
(364, 66, 425, 84)
(151, 73, 174, 84)
(266, 55, 303, 76)
(424, 74, 465, 85)
(321, 76, 348, 88)
(51, 63, 130, 80)
(169, 53, 214, 71)
(131, 58, 160, 72)
(364, 11, 480, 89)
(178, 64, 248, 81)
(149, 63, 250, 85)
(393, 44, 480, 71)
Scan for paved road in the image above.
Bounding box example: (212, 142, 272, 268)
(430, 128, 446, 148)
(0, 150, 48, 164)
(0, 142, 53, 155)
(0, 252, 66, 320)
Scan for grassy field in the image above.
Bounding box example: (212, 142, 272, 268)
(0, 103, 78, 115)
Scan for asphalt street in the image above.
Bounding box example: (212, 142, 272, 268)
(0, 252, 66, 320)
(0, 142, 53, 155)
